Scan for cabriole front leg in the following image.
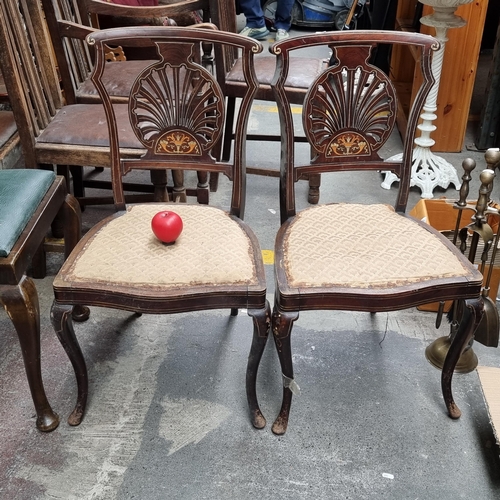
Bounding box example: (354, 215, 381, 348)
(1, 277, 59, 431)
(62, 194, 90, 324)
(442, 297, 484, 419)
(271, 307, 299, 435)
(246, 302, 271, 429)
(51, 301, 88, 426)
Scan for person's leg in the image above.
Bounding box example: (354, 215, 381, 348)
(239, 0, 265, 28)
(239, 0, 269, 39)
(274, 0, 294, 31)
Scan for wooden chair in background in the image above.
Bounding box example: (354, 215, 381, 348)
(0, 0, 207, 208)
(208, 0, 328, 203)
(40, 0, 213, 204)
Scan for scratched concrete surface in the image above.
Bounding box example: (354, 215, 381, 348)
(2, 29, 500, 499)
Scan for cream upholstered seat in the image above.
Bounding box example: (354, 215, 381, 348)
(51, 27, 270, 430)
(283, 204, 471, 289)
(268, 30, 485, 436)
(56, 204, 259, 289)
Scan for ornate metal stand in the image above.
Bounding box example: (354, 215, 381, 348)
(382, 0, 473, 199)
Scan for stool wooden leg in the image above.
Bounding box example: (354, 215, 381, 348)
(1, 276, 59, 431)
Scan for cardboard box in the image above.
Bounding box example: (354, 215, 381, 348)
(477, 366, 500, 445)
(409, 199, 500, 312)
(410, 198, 476, 232)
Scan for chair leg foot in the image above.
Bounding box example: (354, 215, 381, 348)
(2, 276, 59, 431)
(51, 301, 88, 426)
(246, 302, 271, 429)
(272, 392, 292, 436)
(442, 297, 484, 419)
(271, 307, 299, 435)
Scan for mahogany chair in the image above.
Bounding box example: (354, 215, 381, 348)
(269, 30, 485, 435)
(50, 27, 270, 429)
(0, 0, 209, 207)
(208, 0, 327, 203)
(0, 170, 81, 431)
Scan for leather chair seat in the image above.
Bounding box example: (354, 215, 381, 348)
(76, 60, 157, 102)
(37, 103, 143, 149)
(0, 110, 17, 146)
(226, 56, 327, 103)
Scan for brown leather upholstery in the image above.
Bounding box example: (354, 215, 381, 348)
(37, 104, 142, 149)
(226, 57, 327, 103)
(0, 111, 17, 147)
(76, 60, 155, 102)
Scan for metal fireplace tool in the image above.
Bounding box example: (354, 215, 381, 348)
(426, 148, 500, 372)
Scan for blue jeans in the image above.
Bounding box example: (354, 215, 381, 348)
(238, 0, 294, 31)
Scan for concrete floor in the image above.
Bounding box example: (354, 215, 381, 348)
(1, 28, 500, 500)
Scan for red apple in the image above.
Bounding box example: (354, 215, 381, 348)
(151, 210, 183, 244)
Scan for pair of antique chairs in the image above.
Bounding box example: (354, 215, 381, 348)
(41, 22, 486, 437)
(0, 0, 486, 438)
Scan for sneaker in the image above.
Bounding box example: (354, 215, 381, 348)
(239, 26, 269, 40)
(275, 29, 289, 42)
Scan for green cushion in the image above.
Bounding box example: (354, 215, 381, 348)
(0, 169, 56, 257)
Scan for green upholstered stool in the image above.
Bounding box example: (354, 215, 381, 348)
(0, 169, 81, 431)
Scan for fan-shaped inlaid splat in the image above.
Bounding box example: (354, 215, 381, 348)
(129, 43, 224, 157)
(303, 65, 396, 160)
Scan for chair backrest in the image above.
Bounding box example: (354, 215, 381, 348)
(206, 0, 239, 91)
(270, 30, 438, 223)
(0, 0, 63, 166)
(87, 26, 262, 216)
(82, 0, 209, 19)
(41, 0, 214, 104)
(41, 0, 96, 105)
